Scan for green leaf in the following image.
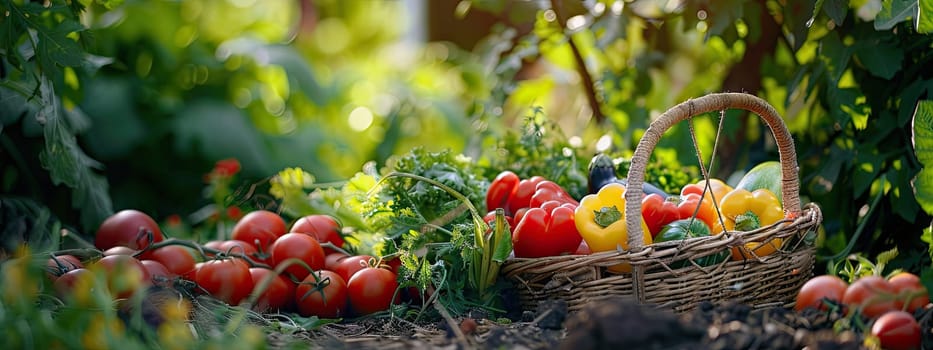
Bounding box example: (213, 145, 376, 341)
(490, 209, 512, 263)
(785, 0, 817, 50)
(80, 54, 114, 74)
(875, 247, 899, 267)
(911, 100, 933, 215)
(854, 39, 903, 79)
(0, 198, 62, 254)
(921, 269, 933, 302)
(922, 223, 933, 260)
(36, 77, 113, 231)
(897, 80, 932, 125)
(823, 0, 848, 25)
(919, 0, 933, 33)
(705, 0, 745, 39)
(810, 144, 848, 195)
(0, 84, 36, 126)
(875, 0, 918, 30)
(890, 158, 921, 222)
(820, 32, 852, 84)
(0, 5, 31, 74)
(40, 19, 85, 67)
(71, 174, 113, 231)
(853, 149, 884, 197)
(826, 87, 863, 127)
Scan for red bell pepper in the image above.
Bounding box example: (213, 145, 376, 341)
(511, 200, 582, 258)
(485, 171, 576, 216)
(486, 171, 520, 213)
(530, 181, 579, 208)
(507, 176, 546, 215)
(641, 193, 720, 238)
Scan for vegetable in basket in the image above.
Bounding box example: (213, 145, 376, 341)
(486, 171, 582, 258)
(654, 219, 729, 267)
(587, 153, 669, 198)
(486, 171, 577, 217)
(641, 193, 719, 238)
(574, 182, 652, 273)
(680, 178, 733, 209)
(719, 188, 785, 260)
(511, 200, 582, 258)
(735, 161, 783, 205)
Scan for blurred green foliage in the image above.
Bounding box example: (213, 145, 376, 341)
(1, 0, 931, 274)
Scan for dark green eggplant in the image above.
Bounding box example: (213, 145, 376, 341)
(587, 153, 669, 198)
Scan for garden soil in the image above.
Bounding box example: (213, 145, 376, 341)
(268, 296, 933, 349)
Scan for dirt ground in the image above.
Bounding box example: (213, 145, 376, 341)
(280, 296, 933, 350)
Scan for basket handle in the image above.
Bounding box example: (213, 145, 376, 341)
(623, 93, 801, 251)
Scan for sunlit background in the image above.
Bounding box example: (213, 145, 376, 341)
(79, 0, 742, 202)
(4, 0, 929, 262)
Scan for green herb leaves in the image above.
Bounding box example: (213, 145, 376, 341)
(912, 100, 933, 215)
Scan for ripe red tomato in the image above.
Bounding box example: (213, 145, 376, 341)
(843, 275, 898, 319)
(185, 261, 205, 281)
(146, 245, 197, 277)
(888, 272, 930, 312)
(195, 258, 253, 305)
(334, 255, 373, 282)
(204, 240, 225, 251)
(217, 239, 256, 255)
(249, 267, 296, 313)
(295, 270, 348, 318)
(217, 240, 271, 265)
(103, 246, 138, 256)
(325, 252, 350, 271)
(795, 275, 849, 311)
(95, 209, 165, 250)
(231, 210, 287, 252)
(383, 256, 402, 275)
(871, 310, 921, 350)
(140, 259, 174, 284)
(53, 268, 94, 298)
(46, 255, 83, 280)
(347, 267, 398, 316)
(92, 254, 150, 299)
(270, 233, 325, 280)
(290, 215, 344, 254)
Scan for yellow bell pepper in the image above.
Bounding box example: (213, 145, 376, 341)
(574, 183, 651, 273)
(718, 188, 785, 260)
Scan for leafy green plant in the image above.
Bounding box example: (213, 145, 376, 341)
(0, 0, 117, 232)
(466, 0, 933, 275)
(791, 1, 933, 269)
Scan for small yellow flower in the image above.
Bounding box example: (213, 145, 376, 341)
(81, 313, 125, 350)
(157, 322, 195, 350)
(160, 298, 192, 323)
(1, 247, 39, 305)
(269, 167, 315, 198)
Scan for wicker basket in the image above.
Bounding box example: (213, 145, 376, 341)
(500, 93, 823, 314)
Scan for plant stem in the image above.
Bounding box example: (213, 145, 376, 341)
(549, 0, 604, 124)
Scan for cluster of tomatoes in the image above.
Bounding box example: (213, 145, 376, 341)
(795, 273, 930, 350)
(46, 209, 404, 319)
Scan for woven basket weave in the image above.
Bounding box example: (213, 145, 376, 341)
(500, 93, 823, 314)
